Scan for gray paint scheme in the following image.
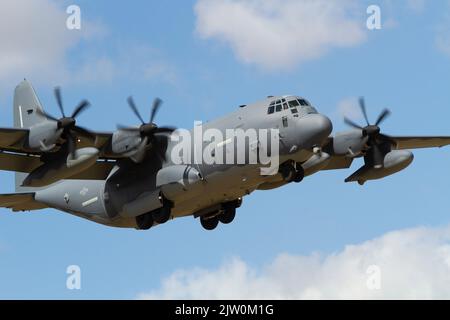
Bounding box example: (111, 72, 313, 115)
(1, 80, 450, 230)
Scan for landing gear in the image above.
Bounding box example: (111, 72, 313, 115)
(136, 212, 154, 230)
(280, 162, 304, 183)
(219, 206, 236, 224)
(152, 197, 173, 224)
(200, 199, 242, 230)
(200, 216, 219, 230)
(280, 162, 296, 182)
(152, 205, 171, 224)
(293, 165, 304, 183)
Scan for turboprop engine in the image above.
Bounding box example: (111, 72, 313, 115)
(22, 147, 99, 187)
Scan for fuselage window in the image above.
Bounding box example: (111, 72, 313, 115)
(275, 104, 282, 112)
(290, 108, 298, 114)
(268, 106, 275, 114)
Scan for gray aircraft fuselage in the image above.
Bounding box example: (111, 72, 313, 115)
(33, 95, 333, 229)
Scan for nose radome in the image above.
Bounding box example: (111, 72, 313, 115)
(311, 113, 333, 141)
(299, 114, 333, 148)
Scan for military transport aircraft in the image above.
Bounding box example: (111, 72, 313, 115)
(1, 80, 450, 231)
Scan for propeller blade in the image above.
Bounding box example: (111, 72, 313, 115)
(66, 132, 76, 159)
(344, 117, 364, 130)
(359, 97, 369, 126)
(371, 143, 384, 169)
(35, 108, 60, 122)
(150, 98, 162, 123)
(71, 100, 90, 119)
(127, 96, 145, 124)
(127, 136, 148, 163)
(54, 87, 65, 117)
(375, 108, 391, 126)
(152, 136, 167, 161)
(117, 124, 140, 132)
(71, 126, 95, 141)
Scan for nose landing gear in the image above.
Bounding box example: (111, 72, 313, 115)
(279, 161, 304, 183)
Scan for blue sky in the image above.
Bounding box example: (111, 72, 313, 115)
(1, 0, 450, 299)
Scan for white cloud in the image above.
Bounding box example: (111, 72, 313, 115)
(194, 0, 366, 70)
(0, 0, 177, 94)
(0, 0, 102, 87)
(138, 225, 450, 299)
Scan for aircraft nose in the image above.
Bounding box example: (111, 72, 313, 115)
(299, 114, 333, 148)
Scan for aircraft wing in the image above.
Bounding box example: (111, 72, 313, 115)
(0, 193, 47, 211)
(77, 131, 113, 155)
(0, 151, 115, 180)
(322, 155, 354, 170)
(388, 136, 450, 150)
(0, 127, 28, 150)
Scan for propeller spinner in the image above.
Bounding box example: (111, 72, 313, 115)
(344, 97, 392, 168)
(36, 87, 94, 158)
(118, 96, 175, 161)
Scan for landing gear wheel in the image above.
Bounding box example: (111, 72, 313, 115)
(136, 213, 154, 230)
(219, 206, 236, 224)
(152, 205, 171, 224)
(280, 163, 296, 182)
(200, 216, 219, 230)
(293, 166, 304, 183)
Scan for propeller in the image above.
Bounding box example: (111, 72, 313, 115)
(118, 96, 175, 161)
(36, 87, 94, 158)
(344, 97, 392, 168)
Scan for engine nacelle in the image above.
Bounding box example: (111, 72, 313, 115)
(345, 150, 414, 184)
(327, 130, 368, 157)
(27, 121, 61, 151)
(157, 165, 203, 201)
(22, 147, 99, 187)
(111, 130, 142, 155)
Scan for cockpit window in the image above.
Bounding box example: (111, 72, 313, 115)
(298, 99, 309, 106)
(268, 98, 311, 115)
(289, 100, 300, 107)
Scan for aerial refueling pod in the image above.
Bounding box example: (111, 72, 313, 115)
(345, 150, 414, 184)
(22, 147, 99, 187)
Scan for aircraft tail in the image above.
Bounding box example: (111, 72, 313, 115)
(13, 79, 47, 129)
(13, 79, 48, 192)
